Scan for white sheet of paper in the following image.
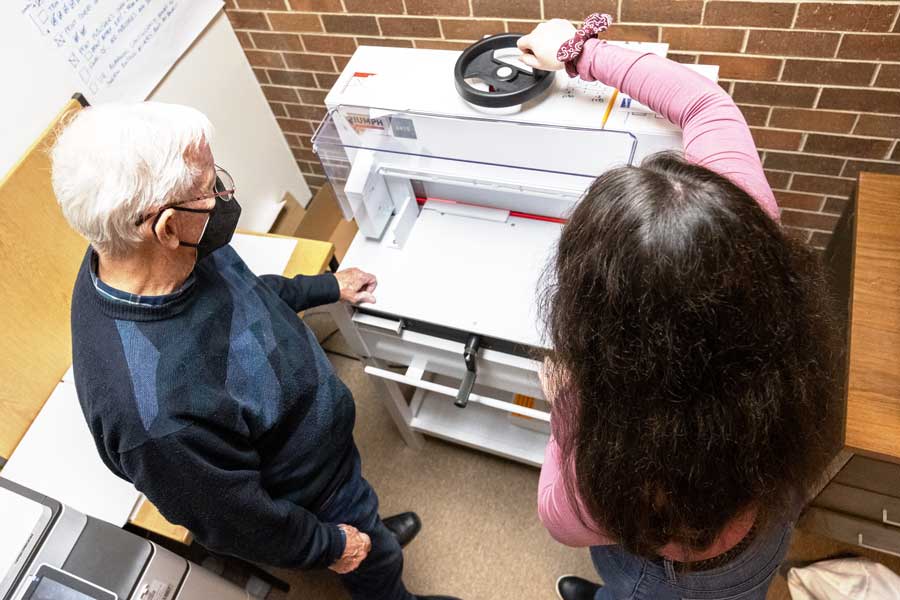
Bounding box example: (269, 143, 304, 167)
(0, 488, 45, 587)
(1, 382, 141, 526)
(230, 233, 297, 276)
(17, 0, 223, 102)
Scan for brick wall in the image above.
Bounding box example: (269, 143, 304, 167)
(225, 0, 900, 248)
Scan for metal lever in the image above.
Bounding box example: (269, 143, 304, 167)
(455, 334, 482, 408)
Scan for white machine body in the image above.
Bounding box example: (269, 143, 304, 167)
(314, 44, 718, 466)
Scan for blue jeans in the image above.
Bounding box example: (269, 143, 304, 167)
(590, 521, 794, 600)
(315, 447, 414, 600)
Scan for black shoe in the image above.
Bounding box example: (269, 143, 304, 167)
(556, 575, 601, 600)
(383, 512, 421, 548)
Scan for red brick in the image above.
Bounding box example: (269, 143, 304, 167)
(818, 88, 900, 115)
(268, 69, 317, 87)
(267, 13, 323, 32)
(543, 0, 617, 20)
(766, 170, 792, 189)
(287, 104, 327, 120)
(804, 134, 893, 159)
(235, 31, 254, 48)
(298, 161, 315, 174)
(405, 0, 470, 16)
(785, 227, 813, 243)
(769, 108, 856, 134)
(746, 31, 840, 58)
(413, 39, 472, 50)
(227, 10, 270, 30)
(701, 55, 781, 81)
(356, 37, 414, 47)
(765, 152, 845, 175)
(810, 231, 832, 248)
(291, 147, 319, 162)
(839, 34, 900, 61)
(305, 174, 327, 188)
(441, 19, 505, 40)
(855, 115, 900, 138)
(795, 3, 897, 32)
(269, 102, 287, 117)
(662, 27, 744, 52)
(253, 68, 270, 84)
(245, 50, 285, 68)
(775, 191, 825, 211)
(780, 209, 839, 231)
(599, 25, 659, 43)
(739, 105, 770, 126)
(822, 197, 848, 214)
(237, 0, 285, 8)
(876, 64, 900, 88)
(893, 142, 900, 162)
(262, 85, 299, 103)
(842, 160, 900, 178)
(321, 15, 379, 35)
(379, 17, 441, 38)
(703, 1, 796, 28)
(781, 60, 877, 86)
(251, 32, 303, 51)
(505, 20, 542, 34)
(667, 53, 698, 64)
(277, 118, 314, 134)
(791, 174, 855, 197)
(346, 0, 403, 12)
(299, 89, 328, 105)
(333, 55, 350, 71)
(472, 0, 540, 19)
(622, 0, 703, 24)
(750, 128, 803, 151)
(732, 83, 819, 108)
(284, 52, 335, 72)
(302, 34, 357, 54)
(288, 0, 342, 9)
(315, 73, 340, 88)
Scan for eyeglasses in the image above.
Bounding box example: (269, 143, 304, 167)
(134, 165, 235, 227)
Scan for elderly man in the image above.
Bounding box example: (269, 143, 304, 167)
(51, 102, 458, 600)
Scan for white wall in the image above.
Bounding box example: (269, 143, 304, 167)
(0, 9, 309, 232)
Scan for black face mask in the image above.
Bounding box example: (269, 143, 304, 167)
(174, 193, 242, 261)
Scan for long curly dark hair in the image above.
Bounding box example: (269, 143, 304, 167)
(541, 152, 838, 559)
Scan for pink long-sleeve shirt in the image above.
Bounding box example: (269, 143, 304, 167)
(537, 40, 776, 562)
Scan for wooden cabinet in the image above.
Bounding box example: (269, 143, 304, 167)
(801, 172, 900, 558)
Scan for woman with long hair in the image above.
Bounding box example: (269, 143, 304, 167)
(519, 16, 838, 600)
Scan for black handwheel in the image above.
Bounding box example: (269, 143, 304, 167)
(454, 34, 554, 108)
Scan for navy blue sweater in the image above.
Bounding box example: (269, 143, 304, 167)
(71, 246, 354, 568)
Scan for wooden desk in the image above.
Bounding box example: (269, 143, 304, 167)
(802, 172, 900, 558)
(127, 234, 335, 545)
(843, 172, 900, 461)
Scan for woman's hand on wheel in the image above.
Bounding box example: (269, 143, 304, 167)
(517, 19, 577, 71)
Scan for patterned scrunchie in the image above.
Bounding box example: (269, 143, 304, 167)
(556, 13, 613, 77)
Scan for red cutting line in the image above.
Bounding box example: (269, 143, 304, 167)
(415, 196, 568, 224)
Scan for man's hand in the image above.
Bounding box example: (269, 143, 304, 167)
(334, 268, 377, 304)
(329, 524, 372, 574)
(517, 19, 577, 71)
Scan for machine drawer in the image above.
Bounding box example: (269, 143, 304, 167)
(814, 482, 900, 529)
(353, 312, 544, 400)
(834, 455, 900, 499)
(801, 507, 900, 558)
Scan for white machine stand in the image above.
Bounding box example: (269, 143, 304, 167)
(314, 44, 717, 467)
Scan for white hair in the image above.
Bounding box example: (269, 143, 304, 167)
(51, 102, 213, 257)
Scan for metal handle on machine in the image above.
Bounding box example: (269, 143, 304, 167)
(363, 365, 550, 422)
(455, 334, 481, 408)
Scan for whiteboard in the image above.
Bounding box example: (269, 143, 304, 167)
(0, 9, 310, 231)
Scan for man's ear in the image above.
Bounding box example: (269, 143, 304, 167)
(153, 209, 181, 251)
